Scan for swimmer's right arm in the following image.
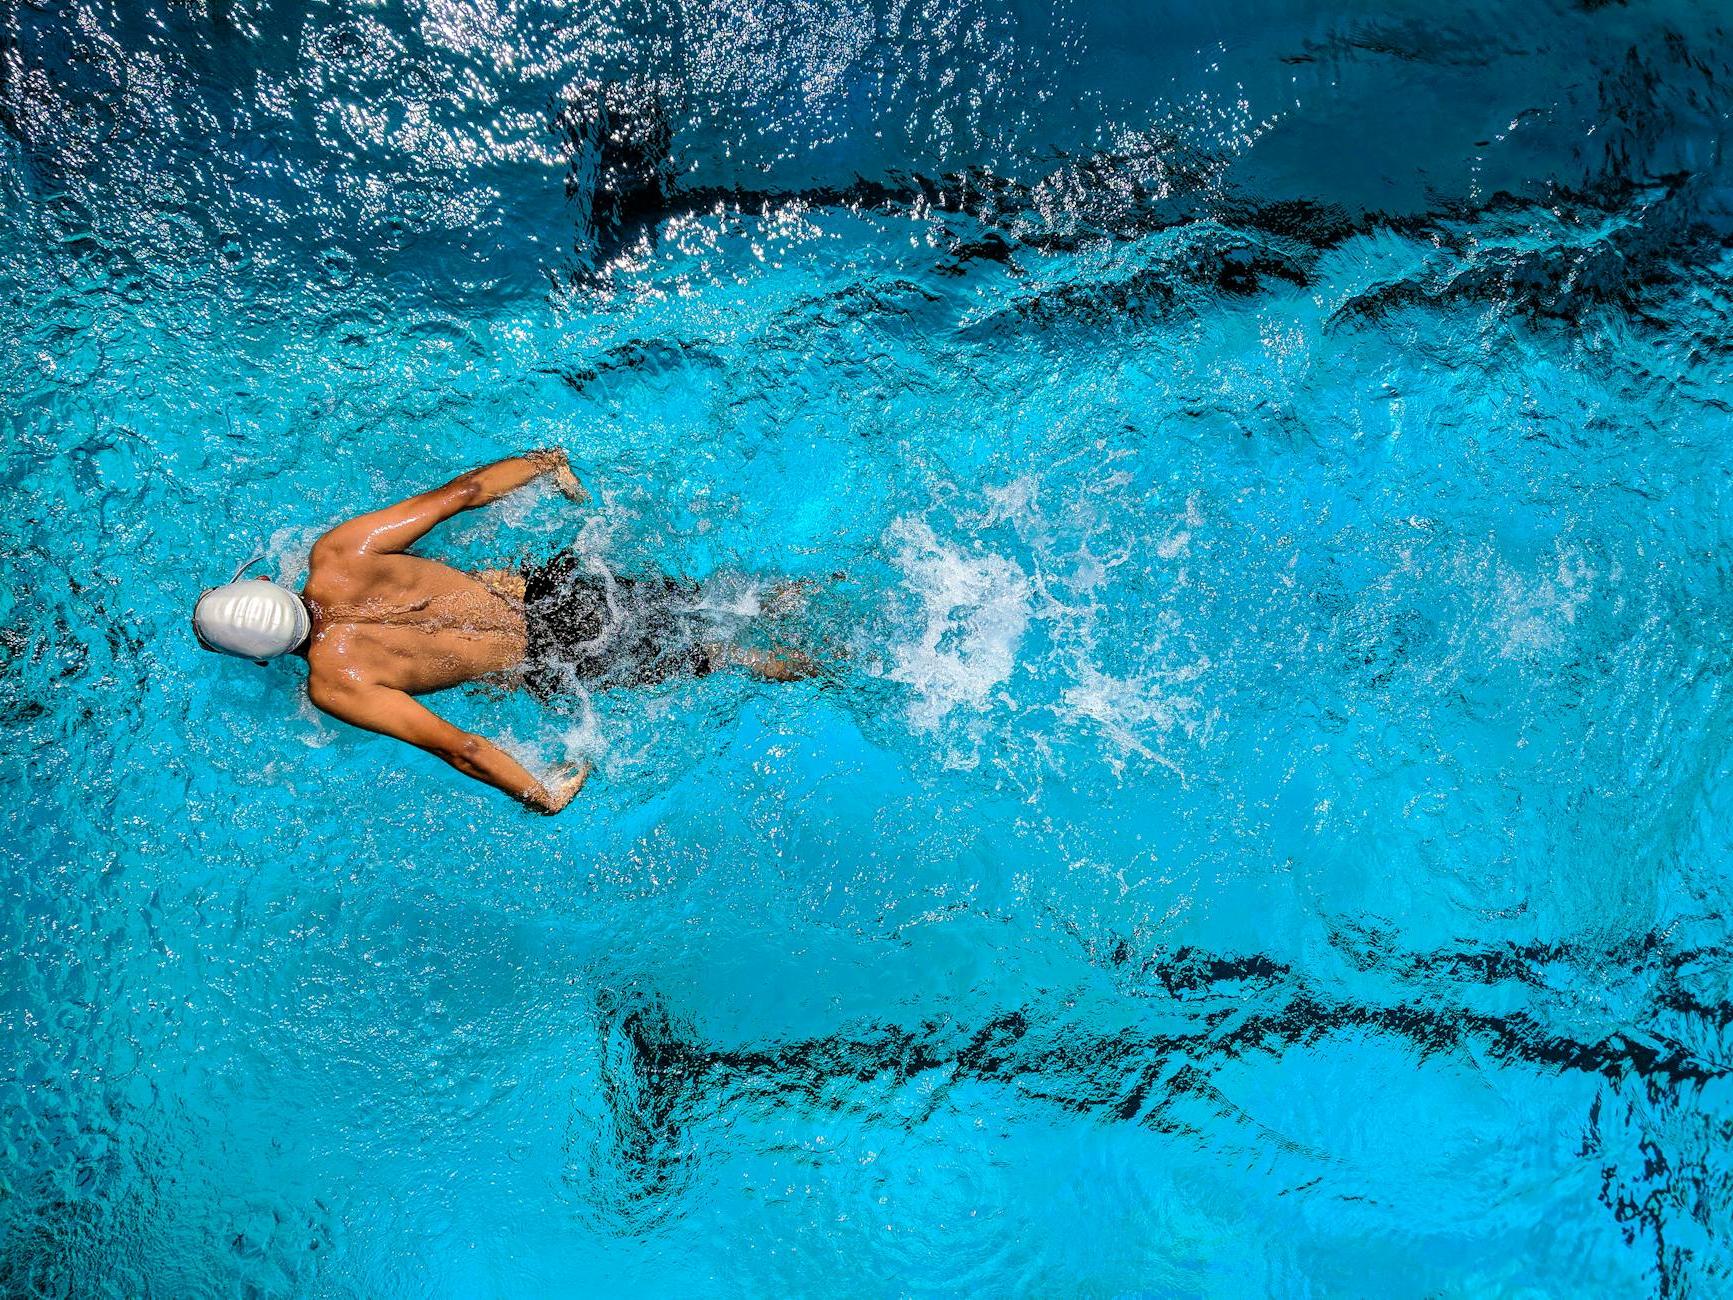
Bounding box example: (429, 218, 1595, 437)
(308, 681, 589, 813)
(313, 451, 586, 558)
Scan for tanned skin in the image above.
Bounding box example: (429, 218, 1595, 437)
(293, 450, 592, 813)
(274, 450, 816, 812)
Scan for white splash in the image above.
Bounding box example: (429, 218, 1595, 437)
(1059, 662, 1205, 779)
(886, 516, 1031, 731)
(980, 475, 1040, 530)
(264, 523, 327, 585)
(556, 690, 606, 767)
(1489, 544, 1596, 657)
(294, 690, 338, 748)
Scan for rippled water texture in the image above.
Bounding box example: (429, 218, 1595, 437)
(6, 1, 1733, 1295)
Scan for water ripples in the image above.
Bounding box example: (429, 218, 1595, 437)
(6, 0, 1733, 1295)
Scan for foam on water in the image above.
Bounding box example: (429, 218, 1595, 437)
(884, 514, 1032, 737)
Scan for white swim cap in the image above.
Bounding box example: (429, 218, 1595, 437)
(193, 574, 311, 661)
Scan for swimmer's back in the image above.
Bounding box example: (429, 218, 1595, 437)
(304, 543, 528, 697)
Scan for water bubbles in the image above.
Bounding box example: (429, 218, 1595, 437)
(883, 515, 1032, 737)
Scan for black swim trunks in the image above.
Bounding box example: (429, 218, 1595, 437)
(519, 550, 713, 696)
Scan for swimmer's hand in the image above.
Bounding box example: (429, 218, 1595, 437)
(527, 447, 589, 503)
(537, 759, 592, 814)
(551, 459, 588, 504)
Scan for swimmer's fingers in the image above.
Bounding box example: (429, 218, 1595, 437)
(542, 758, 592, 813)
(527, 446, 589, 502)
(553, 463, 589, 503)
(790, 640, 854, 690)
(547, 450, 589, 506)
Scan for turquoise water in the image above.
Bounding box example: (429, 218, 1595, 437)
(5, 1, 1733, 1294)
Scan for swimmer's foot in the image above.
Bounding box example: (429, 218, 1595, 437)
(761, 571, 847, 616)
(762, 580, 814, 616)
(708, 643, 823, 682)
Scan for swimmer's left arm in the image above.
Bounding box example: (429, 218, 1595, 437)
(309, 679, 588, 812)
(313, 451, 586, 558)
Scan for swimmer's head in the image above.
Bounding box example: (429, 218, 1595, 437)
(192, 557, 311, 663)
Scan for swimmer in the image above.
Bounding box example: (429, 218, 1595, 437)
(191, 451, 818, 813)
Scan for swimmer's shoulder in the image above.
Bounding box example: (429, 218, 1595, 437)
(308, 519, 364, 566)
(304, 629, 391, 703)
(300, 565, 357, 621)
(303, 533, 393, 603)
(303, 644, 351, 714)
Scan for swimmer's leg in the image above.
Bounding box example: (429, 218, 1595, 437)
(760, 571, 846, 616)
(703, 643, 821, 682)
(761, 579, 814, 616)
(709, 572, 853, 681)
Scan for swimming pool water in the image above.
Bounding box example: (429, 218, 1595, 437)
(4, 1, 1733, 1294)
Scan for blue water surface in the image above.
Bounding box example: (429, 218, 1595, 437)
(5, 0, 1733, 1295)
